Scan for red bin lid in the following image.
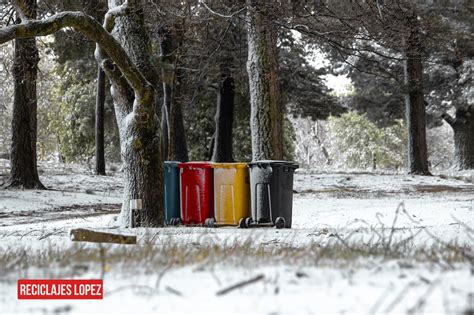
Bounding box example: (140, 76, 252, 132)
(178, 161, 214, 168)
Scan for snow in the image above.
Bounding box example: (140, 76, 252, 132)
(0, 161, 473, 314)
(2, 265, 472, 314)
(0, 160, 123, 220)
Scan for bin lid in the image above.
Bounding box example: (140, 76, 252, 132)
(178, 161, 214, 168)
(164, 161, 180, 166)
(248, 160, 299, 168)
(212, 162, 248, 169)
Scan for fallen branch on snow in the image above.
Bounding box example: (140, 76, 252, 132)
(216, 274, 265, 296)
(70, 228, 136, 244)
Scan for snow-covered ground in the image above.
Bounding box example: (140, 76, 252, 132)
(0, 161, 473, 314)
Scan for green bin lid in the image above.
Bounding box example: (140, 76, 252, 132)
(164, 161, 180, 165)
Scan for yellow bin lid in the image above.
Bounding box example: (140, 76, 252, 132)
(212, 162, 248, 169)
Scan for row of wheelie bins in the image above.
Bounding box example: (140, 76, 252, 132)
(164, 160, 298, 229)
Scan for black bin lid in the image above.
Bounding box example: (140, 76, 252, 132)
(248, 160, 299, 168)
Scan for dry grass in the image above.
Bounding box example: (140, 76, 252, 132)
(0, 232, 471, 282)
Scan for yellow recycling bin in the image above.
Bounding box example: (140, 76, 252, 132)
(212, 163, 250, 226)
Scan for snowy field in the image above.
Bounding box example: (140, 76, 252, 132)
(0, 160, 473, 314)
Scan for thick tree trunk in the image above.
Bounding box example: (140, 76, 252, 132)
(404, 16, 430, 175)
(159, 25, 188, 162)
(5, 0, 44, 189)
(442, 106, 474, 170)
(0, 3, 165, 225)
(168, 78, 188, 162)
(104, 0, 163, 227)
(211, 63, 235, 162)
(95, 67, 106, 175)
(246, 0, 284, 161)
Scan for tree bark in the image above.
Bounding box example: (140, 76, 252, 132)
(313, 122, 331, 166)
(95, 66, 106, 175)
(404, 15, 430, 175)
(103, 0, 163, 227)
(159, 27, 171, 161)
(5, 0, 44, 189)
(442, 106, 474, 170)
(0, 4, 166, 225)
(168, 71, 188, 162)
(211, 63, 235, 162)
(159, 25, 188, 162)
(246, 0, 284, 161)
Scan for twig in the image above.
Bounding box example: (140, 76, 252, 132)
(19, 229, 42, 239)
(166, 286, 183, 296)
(451, 215, 474, 235)
(383, 281, 417, 313)
(199, 1, 245, 19)
(401, 208, 474, 264)
(369, 284, 393, 315)
(216, 274, 265, 296)
(209, 267, 222, 286)
(407, 279, 440, 314)
(155, 261, 174, 293)
(376, 0, 384, 20)
(392, 228, 424, 251)
(38, 228, 64, 240)
(385, 202, 403, 254)
(11, 0, 28, 22)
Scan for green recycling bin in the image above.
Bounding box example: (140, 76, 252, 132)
(164, 161, 181, 225)
(244, 160, 298, 229)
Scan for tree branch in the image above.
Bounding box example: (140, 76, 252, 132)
(199, 0, 245, 19)
(12, 0, 28, 22)
(94, 1, 132, 100)
(102, 59, 134, 115)
(0, 11, 150, 101)
(441, 113, 455, 126)
(104, 1, 130, 33)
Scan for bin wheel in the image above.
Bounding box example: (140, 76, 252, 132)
(244, 217, 252, 228)
(275, 217, 286, 229)
(175, 218, 182, 226)
(169, 218, 175, 226)
(239, 218, 247, 229)
(205, 218, 216, 228)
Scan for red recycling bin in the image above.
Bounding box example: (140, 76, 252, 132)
(179, 162, 214, 226)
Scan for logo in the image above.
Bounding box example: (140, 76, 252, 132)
(18, 279, 103, 300)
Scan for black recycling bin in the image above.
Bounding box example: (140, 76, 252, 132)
(243, 160, 298, 229)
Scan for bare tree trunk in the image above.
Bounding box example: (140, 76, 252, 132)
(211, 63, 235, 162)
(313, 122, 331, 165)
(442, 106, 474, 170)
(159, 27, 171, 161)
(404, 15, 430, 175)
(0, 2, 165, 226)
(95, 66, 106, 175)
(168, 65, 188, 162)
(159, 25, 188, 162)
(246, 0, 284, 161)
(5, 0, 44, 189)
(104, 0, 163, 227)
